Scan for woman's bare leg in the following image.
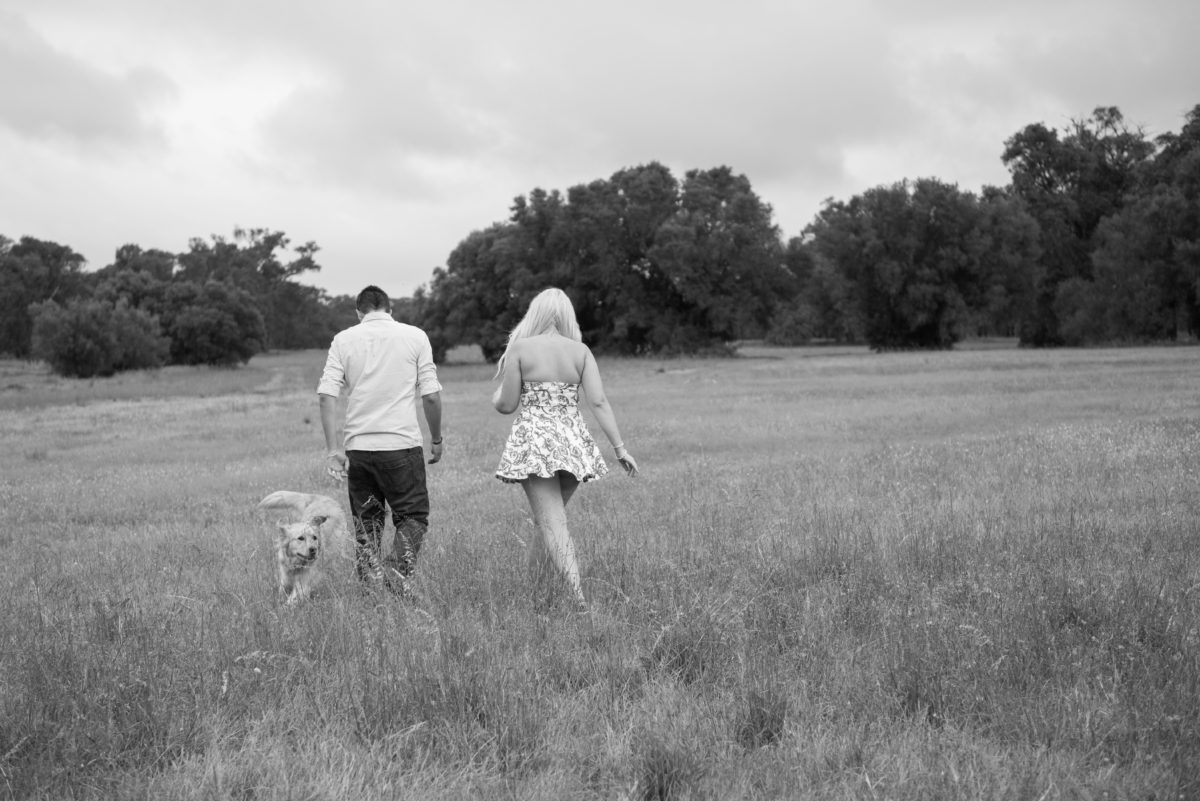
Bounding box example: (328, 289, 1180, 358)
(523, 474, 585, 607)
(526, 508, 553, 597)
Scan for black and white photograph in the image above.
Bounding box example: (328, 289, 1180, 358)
(2, 1, 1198, 798)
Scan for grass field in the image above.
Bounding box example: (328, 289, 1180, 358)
(1, 344, 1198, 800)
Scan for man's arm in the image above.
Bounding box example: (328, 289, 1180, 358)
(319, 393, 341, 452)
(422, 391, 443, 464)
(319, 392, 347, 480)
(316, 340, 349, 481)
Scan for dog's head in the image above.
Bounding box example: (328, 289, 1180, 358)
(276, 515, 328, 568)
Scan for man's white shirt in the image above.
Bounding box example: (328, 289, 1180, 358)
(317, 311, 441, 451)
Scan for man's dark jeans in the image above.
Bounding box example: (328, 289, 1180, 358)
(346, 447, 429, 585)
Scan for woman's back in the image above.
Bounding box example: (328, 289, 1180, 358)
(514, 334, 587, 383)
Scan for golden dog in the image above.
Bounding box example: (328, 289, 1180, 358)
(257, 491, 353, 603)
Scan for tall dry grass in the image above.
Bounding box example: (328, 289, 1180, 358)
(1, 344, 1197, 800)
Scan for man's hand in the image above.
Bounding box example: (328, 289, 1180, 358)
(428, 439, 443, 464)
(325, 451, 348, 483)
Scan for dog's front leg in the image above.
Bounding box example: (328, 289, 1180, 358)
(286, 579, 312, 604)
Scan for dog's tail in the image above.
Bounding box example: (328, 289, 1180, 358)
(297, 495, 347, 523)
(257, 490, 319, 516)
(257, 491, 354, 560)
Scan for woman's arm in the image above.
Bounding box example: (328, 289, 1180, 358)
(578, 346, 620, 428)
(579, 350, 618, 441)
(580, 349, 638, 475)
(492, 344, 523, 414)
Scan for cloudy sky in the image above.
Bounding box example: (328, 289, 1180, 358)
(3, 0, 1197, 299)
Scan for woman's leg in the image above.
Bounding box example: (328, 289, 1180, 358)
(527, 472, 581, 604)
(522, 474, 585, 607)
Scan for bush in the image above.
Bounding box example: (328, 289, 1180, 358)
(30, 299, 169, 378)
(765, 302, 816, 345)
(160, 281, 266, 366)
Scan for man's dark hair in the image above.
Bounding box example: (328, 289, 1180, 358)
(356, 286, 391, 313)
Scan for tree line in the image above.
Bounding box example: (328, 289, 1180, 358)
(0, 229, 354, 376)
(418, 104, 1200, 358)
(3, 104, 1197, 376)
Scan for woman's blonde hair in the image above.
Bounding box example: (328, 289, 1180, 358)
(494, 288, 581, 377)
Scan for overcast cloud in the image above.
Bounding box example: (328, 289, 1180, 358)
(2, 0, 1197, 297)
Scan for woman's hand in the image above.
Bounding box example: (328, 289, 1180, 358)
(615, 447, 638, 477)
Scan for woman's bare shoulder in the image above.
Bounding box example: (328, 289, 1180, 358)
(524, 334, 587, 353)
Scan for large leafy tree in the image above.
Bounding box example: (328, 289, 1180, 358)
(553, 179, 628, 343)
(421, 222, 530, 362)
(1002, 107, 1153, 344)
(1139, 104, 1200, 336)
(30, 298, 169, 378)
(601, 163, 683, 349)
(972, 186, 1042, 337)
(806, 178, 992, 350)
(420, 162, 788, 357)
(157, 280, 266, 366)
(1066, 104, 1200, 343)
(0, 236, 89, 358)
(767, 238, 862, 344)
(542, 163, 682, 352)
(4, 229, 341, 376)
(647, 167, 793, 349)
(176, 228, 324, 350)
(90, 244, 177, 313)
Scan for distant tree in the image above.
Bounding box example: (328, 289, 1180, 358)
(648, 166, 793, 348)
(1060, 191, 1185, 343)
(0, 236, 88, 357)
(768, 239, 861, 344)
(421, 222, 531, 362)
(323, 293, 359, 335)
(1002, 106, 1153, 344)
(1064, 105, 1200, 343)
(420, 162, 788, 359)
(91, 245, 177, 313)
(972, 186, 1042, 337)
(108, 243, 177, 281)
(765, 237, 817, 344)
(551, 163, 682, 351)
(176, 228, 323, 350)
(30, 298, 168, 378)
(553, 178, 630, 344)
(806, 254, 864, 343)
(423, 184, 609, 362)
(269, 281, 344, 349)
(158, 281, 266, 365)
(806, 178, 988, 350)
(1129, 103, 1200, 338)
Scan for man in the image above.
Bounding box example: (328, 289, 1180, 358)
(318, 285, 443, 595)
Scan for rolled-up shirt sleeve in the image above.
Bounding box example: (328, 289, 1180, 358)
(317, 342, 346, 397)
(416, 334, 442, 397)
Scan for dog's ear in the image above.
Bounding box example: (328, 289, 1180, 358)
(309, 515, 328, 527)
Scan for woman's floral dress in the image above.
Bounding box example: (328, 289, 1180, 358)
(495, 381, 609, 483)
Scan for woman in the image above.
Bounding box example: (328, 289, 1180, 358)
(493, 288, 638, 611)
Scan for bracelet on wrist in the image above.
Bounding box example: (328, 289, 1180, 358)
(431, 438, 443, 445)
(613, 442, 626, 453)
